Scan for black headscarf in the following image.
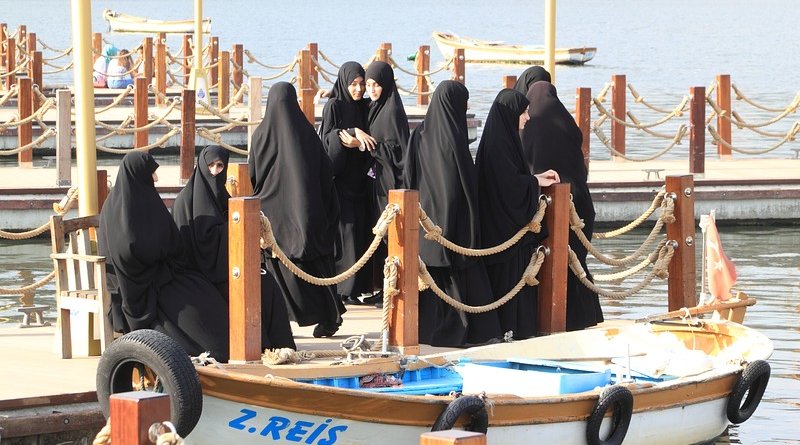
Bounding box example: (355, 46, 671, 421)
(319, 61, 372, 182)
(249, 82, 340, 260)
(172, 145, 231, 285)
(513, 66, 552, 96)
(476, 89, 545, 264)
(99, 151, 181, 330)
(365, 61, 409, 210)
(403, 80, 479, 269)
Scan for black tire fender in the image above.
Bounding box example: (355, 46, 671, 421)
(96, 329, 203, 437)
(431, 395, 489, 434)
(586, 385, 633, 445)
(727, 359, 770, 424)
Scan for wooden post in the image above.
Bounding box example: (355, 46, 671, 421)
(298, 49, 314, 125)
(143, 37, 153, 83)
(17, 76, 32, 168)
(97, 170, 108, 211)
(537, 183, 570, 334)
(576, 87, 592, 172)
(55, 89, 72, 186)
(716, 74, 732, 158)
(109, 392, 170, 445)
(219, 50, 230, 109)
(420, 431, 486, 445)
(26, 32, 36, 80)
(689, 86, 705, 176)
(182, 34, 192, 86)
(180, 89, 196, 185)
(248, 76, 262, 149)
(232, 43, 244, 94)
(134, 77, 148, 148)
(611, 74, 626, 160)
(155, 33, 167, 106)
(388, 189, 420, 355)
(226, 163, 253, 197)
(665, 175, 696, 311)
(92, 32, 102, 62)
(307, 42, 319, 94)
(5, 37, 15, 90)
(416, 45, 430, 107)
(0, 24, 6, 69)
(502, 75, 517, 90)
(210, 36, 219, 88)
(228, 197, 262, 363)
(376, 42, 391, 62)
(31, 51, 42, 107)
(16, 25, 26, 51)
(453, 48, 465, 84)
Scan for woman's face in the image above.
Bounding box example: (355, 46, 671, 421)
(208, 159, 225, 177)
(519, 111, 530, 130)
(366, 78, 383, 101)
(348, 76, 365, 101)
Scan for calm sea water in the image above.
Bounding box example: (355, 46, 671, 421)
(1, 1, 799, 443)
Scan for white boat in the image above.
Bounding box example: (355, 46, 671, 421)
(97, 304, 772, 445)
(103, 9, 211, 35)
(432, 31, 596, 65)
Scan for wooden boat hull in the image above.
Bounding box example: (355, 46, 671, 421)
(103, 9, 211, 35)
(183, 320, 772, 444)
(432, 31, 595, 65)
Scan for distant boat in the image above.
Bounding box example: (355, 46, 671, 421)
(432, 31, 596, 65)
(103, 9, 211, 35)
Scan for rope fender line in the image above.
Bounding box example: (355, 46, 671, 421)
(594, 188, 666, 239)
(592, 124, 685, 162)
(418, 248, 546, 314)
(259, 204, 400, 287)
(732, 84, 800, 114)
(0, 271, 55, 295)
(418, 195, 548, 257)
(708, 122, 800, 155)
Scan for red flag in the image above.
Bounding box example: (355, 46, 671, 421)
(706, 214, 737, 301)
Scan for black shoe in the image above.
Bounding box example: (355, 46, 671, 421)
(361, 290, 383, 305)
(342, 295, 364, 306)
(313, 321, 341, 338)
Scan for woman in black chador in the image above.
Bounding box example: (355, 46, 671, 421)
(172, 145, 296, 349)
(99, 150, 230, 361)
(364, 61, 409, 212)
(403, 80, 502, 347)
(476, 89, 560, 339)
(249, 82, 344, 338)
(526, 81, 604, 330)
(513, 66, 551, 174)
(319, 62, 375, 305)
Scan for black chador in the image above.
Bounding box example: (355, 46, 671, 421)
(476, 89, 545, 340)
(99, 151, 230, 361)
(319, 62, 374, 304)
(513, 66, 551, 174)
(525, 81, 604, 330)
(403, 80, 502, 347)
(173, 145, 296, 349)
(249, 82, 344, 337)
(365, 61, 409, 212)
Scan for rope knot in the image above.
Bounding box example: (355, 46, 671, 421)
(424, 225, 442, 240)
(259, 213, 276, 251)
(526, 220, 541, 233)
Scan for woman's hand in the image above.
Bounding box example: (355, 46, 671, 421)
(338, 130, 361, 148)
(354, 128, 376, 151)
(535, 169, 560, 187)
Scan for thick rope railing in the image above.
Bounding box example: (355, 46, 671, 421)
(196, 127, 249, 156)
(0, 128, 57, 156)
(35, 37, 70, 54)
(42, 59, 74, 74)
(417, 248, 546, 313)
(628, 113, 688, 140)
(571, 194, 674, 267)
(592, 239, 667, 283)
(0, 97, 56, 130)
(83, 84, 135, 115)
(0, 187, 78, 240)
(0, 56, 30, 79)
(593, 124, 686, 162)
(316, 50, 341, 70)
(244, 49, 296, 70)
(568, 241, 675, 300)
(386, 55, 455, 78)
(259, 204, 400, 287)
(0, 271, 55, 295)
(707, 94, 800, 129)
(594, 188, 666, 239)
(198, 100, 260, 125)
(0, 84, 18, 106)
(594, 97, 687, 129)
(733, 84, 800, 113)
(594, 82, 612, 104)
(310, 56, 338, 78)
(418, 196, 547, 257)
(97, 125, 181, 154)
(708, 123, 800, 155)
(627, 83, 690, 115)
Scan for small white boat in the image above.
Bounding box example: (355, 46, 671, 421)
(103, 9, 211, 35)
(432, 31, 596, 65)
(97, 308, 772, 445)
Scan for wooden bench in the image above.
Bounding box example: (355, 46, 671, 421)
(49, 214, 113, 358)
(790, 148, 800, 159)
(642, 168, 665, 180)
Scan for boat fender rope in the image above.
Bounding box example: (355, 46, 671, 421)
(586, 385, 633, 445)
(431, 395, 489, 434)
(727, 360, 770, 424)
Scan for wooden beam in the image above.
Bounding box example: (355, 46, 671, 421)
(453, 48, 465, 84)
(17, 76, 32, 168)
(538, 183, 570, 334)
(210, 36, 219, 88)
(575, 87, 592, 172)
(716, 74, 732, 158)
(142, 37, 153, 83)
(155, 32, 166, 106)
(56, 89, 72, 186)
(420, 430, 486, 445)
(109, 392, 170, 445)
(502, 75, 517, 90)
(219, 50, 230, 109)
(307, 42, 319, 94)
(133, 77, 148, 148)
(226, 163, 253, 198)
(228, 197, 262, 362)
(232, 43, 244, 95)
(248, 76, 262, 149)
(665, 175, 696, 311)
(182, 34, 192, 86)
(180, 89, 196, 185)
(689, 86, 705, 175)
(388, 189, 420, 354)
(611, 74, 626, 160)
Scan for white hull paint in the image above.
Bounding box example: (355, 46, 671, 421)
(432, 32, 596, 65)
(187, 394, 729, 445)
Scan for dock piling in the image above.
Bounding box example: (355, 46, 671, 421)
(17, 76, 32, 168)
(109, 391, 170, 445)
(248, 76, 262, 149)
(416, 45, 430, 107)
(219, 50, 230, 109)
(210, 36, 219, 88)
(228, 197, 262, 363)
(716, 74, 732, 158)
(155, 33, 166, 106)
(502, 75, 516, 90)
(537, 183, 570, 334)
(4, 36, 15, 90)
(388, 189, 420, 355)
(232, 43, 244, 96)
(576, 87, 592, 172)
(665, 175, 697, 311)
(611, 74, 626, 160)
(133, 77, 148, 148)
(55, 89, 71, 186)
(420, 430, 487, 445)
(180, 89, 196, 185)
(453, 48, 465, 84)
(142, 37, 153, 83)
(182, 34, 192, 86)
(689, 86, 706, 175)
